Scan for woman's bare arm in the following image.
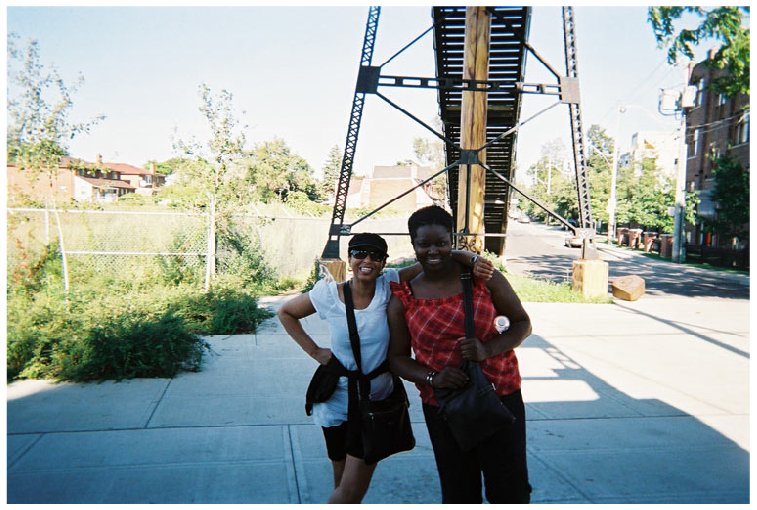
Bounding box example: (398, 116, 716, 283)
(277, 292, 332, 365)
(459, 270, 532, 361)
(396, 250, 494, 282)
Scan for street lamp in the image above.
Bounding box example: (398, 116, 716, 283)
(659, 61, 696, 263)
(607, 105, 624, 243)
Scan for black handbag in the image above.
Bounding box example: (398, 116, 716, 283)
(433, 269, 516, 452)
(344, 281, 415, 464)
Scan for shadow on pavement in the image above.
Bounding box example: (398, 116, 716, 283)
(510, 251, 749, 300)
(520, 335, 749, 504)
(6, 328, 750, 504)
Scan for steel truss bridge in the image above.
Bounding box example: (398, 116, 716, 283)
(322, 6, 594, 260)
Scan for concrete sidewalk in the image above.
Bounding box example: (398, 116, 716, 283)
(7, 295, 750, 504)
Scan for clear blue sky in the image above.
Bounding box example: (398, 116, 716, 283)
(7, 4, 719, 178)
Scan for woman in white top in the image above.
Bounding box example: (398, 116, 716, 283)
(278, 232, 492, 503)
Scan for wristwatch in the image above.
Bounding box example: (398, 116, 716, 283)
(470, 255, 479, 266)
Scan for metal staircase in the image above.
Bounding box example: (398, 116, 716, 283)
(321, 6, 593, 260)
(433, 6, 531, 254)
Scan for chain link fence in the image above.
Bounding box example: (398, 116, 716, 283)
(7, 207, 416, 289)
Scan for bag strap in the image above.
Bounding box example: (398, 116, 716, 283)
(343, 282, 371, 402)
(343, 281, 363, 371)
(460, 268, 478, 372)
(461, 268, 475, 339)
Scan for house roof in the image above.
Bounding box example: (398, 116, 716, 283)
(372, 165, 435, 179)
(60, 156, 98, 170)
(103, 162, 151, 175)
(59, 157, 151, 176)
(78, 176, 135, 189)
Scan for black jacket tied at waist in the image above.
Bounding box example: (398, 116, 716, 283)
(305, 357, 390, 417)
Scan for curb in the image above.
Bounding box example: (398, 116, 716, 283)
(596, 244, 750, 286)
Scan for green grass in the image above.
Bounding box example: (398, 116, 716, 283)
(386, 255, 612, 304)
(505, 272, 613, 304)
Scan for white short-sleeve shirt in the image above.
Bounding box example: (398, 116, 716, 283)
(307, 268, 400, 427)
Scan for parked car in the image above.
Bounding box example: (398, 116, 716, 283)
(517, 214, 531, 224)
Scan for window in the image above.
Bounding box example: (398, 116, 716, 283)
(717, 93, 729, 117)
(687, 128, 700, 158)
(736, 111, 750, 145)
(695, 78, 706, 107)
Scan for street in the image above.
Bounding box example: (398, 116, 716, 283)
(503, 220, 749, 300)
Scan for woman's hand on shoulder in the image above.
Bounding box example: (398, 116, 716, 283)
(472, 256, 494, 280)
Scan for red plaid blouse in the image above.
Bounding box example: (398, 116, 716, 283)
(390, 278, 521, 406)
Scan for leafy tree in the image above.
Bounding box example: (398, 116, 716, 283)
(612, 156, 697, 234)
(174, 83, 247, 206)
(144, 157, 192, 176)
(585, 125, 615, 228)
(413, 136, 448, 203)
(320, 144, 342, 200)
(708, 153, 749, 242)
(242, 138, 318, 202)
(649, 6, 750, 96)
(172, 83, 250, 280)
(521, 139, 575, 222)
(626, 157, 675, 232)
(6, 35, 104, 190)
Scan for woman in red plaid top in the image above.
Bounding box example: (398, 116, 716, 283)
(388, 205, 532, 504)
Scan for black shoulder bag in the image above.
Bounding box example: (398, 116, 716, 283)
(433, 269, 516, 452)
(344, 281, 415, 464)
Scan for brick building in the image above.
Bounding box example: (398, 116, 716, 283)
(344, 164, 436, 212)
(684, 56, 749, 255)
(7, 155, 165, 205)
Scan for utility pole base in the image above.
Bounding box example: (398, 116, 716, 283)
(572, 259, 609, 298)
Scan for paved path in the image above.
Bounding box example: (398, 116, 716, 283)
(504, 220, 749, 299)
(7, 292, 750, 504)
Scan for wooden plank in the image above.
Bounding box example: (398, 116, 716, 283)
(456, 6, 490, 254)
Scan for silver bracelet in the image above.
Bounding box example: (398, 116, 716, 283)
(425, 371, 438, 386)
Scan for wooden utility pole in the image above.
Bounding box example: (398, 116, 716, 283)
(456, 6, 490, 253)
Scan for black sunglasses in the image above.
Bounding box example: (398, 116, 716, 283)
(350, 249, 386, 261)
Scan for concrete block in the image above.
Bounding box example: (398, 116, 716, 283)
(611, 275, 645, 301)
(572, 259, 609, 298)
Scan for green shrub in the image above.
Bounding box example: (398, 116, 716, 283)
(216, 227, 278, 292)
(301, 258, 322, 292)
(284, 191, 330, 216)
(6, 244, 274, 381)
(52, 310, 207, 382)
(171, 285, 273, 335)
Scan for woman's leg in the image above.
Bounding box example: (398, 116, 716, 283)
(327, 454, 378, 503)
(478, 390, 531, 504)
(322, 424, 348, 489)
(422, 403, 483, 503)
(331, 459, 346, 489)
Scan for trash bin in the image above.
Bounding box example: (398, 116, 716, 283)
(617, 227, 628, 246)
(643, 232, 658, 252)
(628, 228, 643, 249)
(659, 234, 673, 258)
